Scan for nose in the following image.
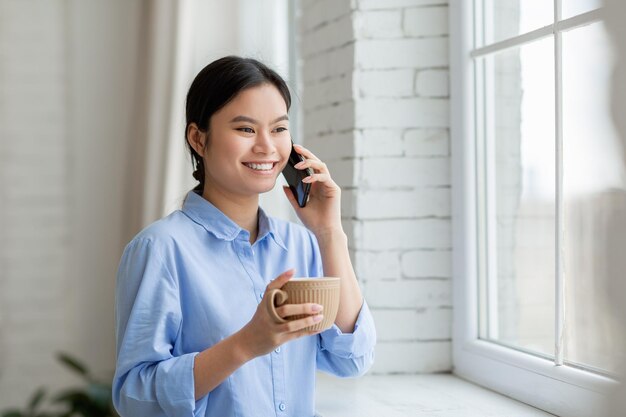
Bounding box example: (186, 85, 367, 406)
(252, 130, 276, 154)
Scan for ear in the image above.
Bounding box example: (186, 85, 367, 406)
(186, 123, 207, 157)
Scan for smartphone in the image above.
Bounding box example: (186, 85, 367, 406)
(282, 142, 313, 208)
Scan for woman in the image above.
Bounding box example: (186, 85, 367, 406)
(113, 56, 376, 417)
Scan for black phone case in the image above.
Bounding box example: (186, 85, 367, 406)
(282, 145, 312, 208)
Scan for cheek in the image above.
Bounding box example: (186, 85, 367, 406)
(278, 138, 292, 159)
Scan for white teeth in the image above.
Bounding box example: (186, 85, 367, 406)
(244, 162, 273, 171)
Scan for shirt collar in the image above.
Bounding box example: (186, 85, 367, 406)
(182, 191, 287, 250)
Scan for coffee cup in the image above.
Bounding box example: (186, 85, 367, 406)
(265, 277, 340, 331)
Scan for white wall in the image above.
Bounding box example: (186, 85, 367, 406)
(298, 0, 452, 374)
(0, 0, 142, 407)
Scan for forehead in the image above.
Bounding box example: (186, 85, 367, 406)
(217, 84, 288, 120)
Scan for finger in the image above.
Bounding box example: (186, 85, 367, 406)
(294, 159, 328, 174)
(281, 314, 324, 333)
(266, 269, 295, 290)
(287, 327, 324, 342)
(293, 144, 320, 161)
(275, 303, 323, 318)
(302, 173, 332, 184)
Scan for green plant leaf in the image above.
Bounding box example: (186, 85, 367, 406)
(27, 388, 46, 413)
(2, 410, 24, 417)
(56, 352, 89, 378)
(86, 382, 111, 409)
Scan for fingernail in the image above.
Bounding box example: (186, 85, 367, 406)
(294, 161, 305, 168)
(312, 304, 323, 312)
(313, 314, 324, 323)
(302, 176, 312, 183)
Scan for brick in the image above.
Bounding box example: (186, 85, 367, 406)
(370, 341, 452, 374)
(340, 188, 357, 218)
(355, 128, 405, 157)
(325, 157, 359, 188)
(404, 128, 450, 156)
(415, 69, 449, 97)
(301, 13, 354, 58)
(354, 250, 402, 280)
(358, 219, 452, 250)
(305, 130, 356, 161)
(404, 6, 449, 37)
(401, 249, 452, 278)
(355, 38, 448, 69)
(354, 10, 403, 39)
(357, 69, 415, 97)
(302, 43, 356, 83)
(358, 0, 448, 10)
(303, 100, 355, 136)
(355, 97, 449, 128)
(356, 188, 451, 218)
(372, 308, 452, 340)
(366, 279, 451, 308)
(302, 74, 354, 111)
(300, 0, 355, 33)
(360, 157, 450, 188)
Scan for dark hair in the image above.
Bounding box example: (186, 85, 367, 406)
(185, 56, 292, 193)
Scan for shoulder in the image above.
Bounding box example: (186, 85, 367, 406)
(123, 210, 193, 255)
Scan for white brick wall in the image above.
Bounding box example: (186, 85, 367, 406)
(298, 0, 451, 374)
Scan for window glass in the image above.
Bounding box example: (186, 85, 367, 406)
(562, 0, 602, 19)
(481, 0, 553, 46)
(478, 37, 556, 357)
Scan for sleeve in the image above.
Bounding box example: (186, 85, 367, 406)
(112, 238, 200, 417)
(306, 231, 377, 377)
(316, 300, 377, 377)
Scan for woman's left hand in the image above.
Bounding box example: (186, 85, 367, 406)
(282, 144, 343, 236)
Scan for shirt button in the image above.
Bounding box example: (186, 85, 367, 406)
(278, 403, 286, 411)
(274, 347, 281, 353)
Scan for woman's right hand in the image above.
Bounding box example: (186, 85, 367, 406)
(237, 269, 324, 359)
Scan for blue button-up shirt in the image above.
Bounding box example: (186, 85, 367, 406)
(113, 191, 376, 417)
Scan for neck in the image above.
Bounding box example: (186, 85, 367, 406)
(201, 186, 259, 243)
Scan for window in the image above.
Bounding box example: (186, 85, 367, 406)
(451, 1, 622, 415)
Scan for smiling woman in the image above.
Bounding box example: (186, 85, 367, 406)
(112, 56, 376, 417)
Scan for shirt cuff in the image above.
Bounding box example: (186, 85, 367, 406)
(155, 352, 200, 417)
(318, 300, 376, 359)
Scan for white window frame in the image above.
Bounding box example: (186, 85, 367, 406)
(449, 1, 619, 416)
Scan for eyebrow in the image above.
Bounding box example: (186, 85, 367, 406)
(229, 115, 289, 124)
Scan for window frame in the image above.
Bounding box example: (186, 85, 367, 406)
(449, 1, 618, 415)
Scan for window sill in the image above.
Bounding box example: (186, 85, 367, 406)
(315, 372, 553, 416)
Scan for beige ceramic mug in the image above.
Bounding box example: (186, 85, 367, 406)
(265, 277, 340, 331)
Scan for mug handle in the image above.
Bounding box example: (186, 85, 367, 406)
(265, 289, 289, 324)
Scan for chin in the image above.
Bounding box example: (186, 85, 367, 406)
(248, 180, 279, 195)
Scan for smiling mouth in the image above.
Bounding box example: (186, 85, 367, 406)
(242, 162, 278, 172)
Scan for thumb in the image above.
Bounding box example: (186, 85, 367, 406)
(267, 268, 295, 290)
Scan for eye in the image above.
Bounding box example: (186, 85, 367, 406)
(274, 126, 288, 133)
(237, 127, 255, 134)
